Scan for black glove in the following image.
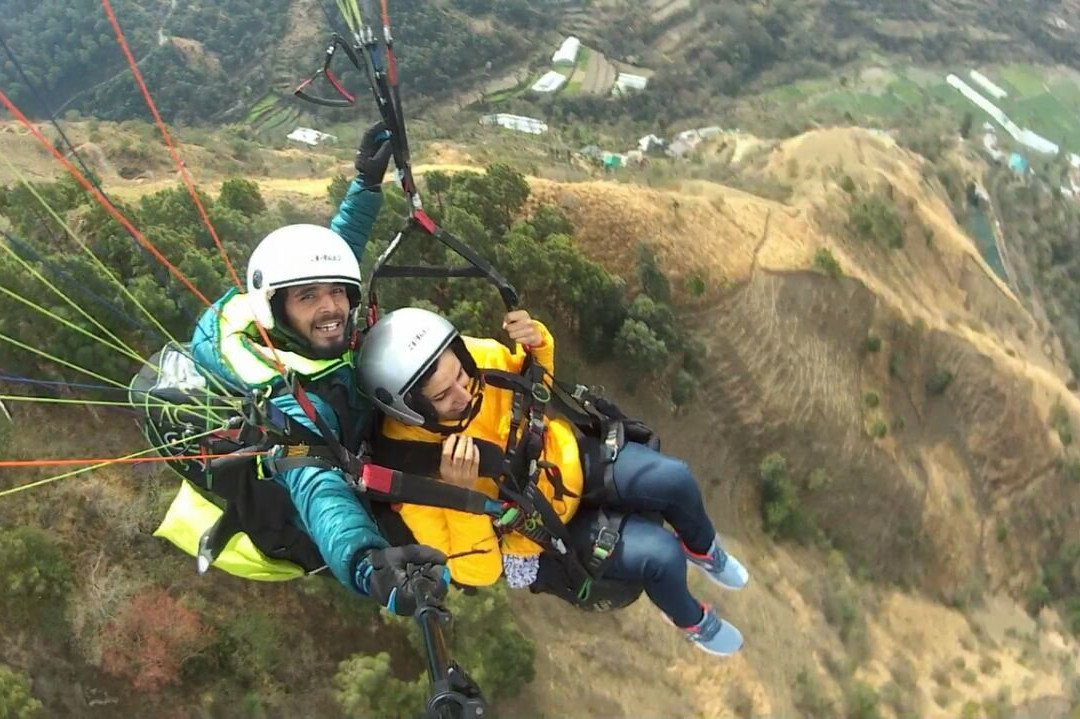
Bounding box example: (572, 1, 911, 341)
(355, 120, 394, 191)
(356, 544, 449, 616)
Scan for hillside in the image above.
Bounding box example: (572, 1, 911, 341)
(516, 129, 1080, 716)
(6, 0, 1080, 138)
(2, 117, 1080, 717)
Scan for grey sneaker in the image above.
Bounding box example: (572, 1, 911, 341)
(682, 605, 744, 656)
(682, 536, 750, 590)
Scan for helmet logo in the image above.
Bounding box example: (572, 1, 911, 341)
(251, 270, 263, 289)
(406, 327, 429, 351)
(313, 254, 341, 262)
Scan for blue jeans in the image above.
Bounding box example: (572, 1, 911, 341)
(584, 442, 717, 627)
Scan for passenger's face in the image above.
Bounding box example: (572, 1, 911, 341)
(421, 349, 473, 420)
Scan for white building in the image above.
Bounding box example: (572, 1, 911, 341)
(638, 133, 665, 152)
(1017, 128, 1060, 156)
(480, 113, 548, 135)
(531, 71, 567, 94)
(286, 127, 338, 146)
(946, 74, 1060, 155)
(969, 70, 1008, 100)
(552, 37, 581, 65)
(982, 131, 1006, 162)
(613, 73, 649, 94)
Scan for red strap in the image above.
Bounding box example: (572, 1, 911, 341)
(361, 463, 397, 494)
(413, 209, 437, 234)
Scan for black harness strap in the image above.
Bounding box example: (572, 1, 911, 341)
(372, 434, 505, 479)
(359, 464, 500, 516)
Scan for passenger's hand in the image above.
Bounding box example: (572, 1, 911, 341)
(439, 434, 480, 487)
(503, 310, 542, 348)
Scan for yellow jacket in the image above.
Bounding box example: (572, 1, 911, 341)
(381, 321, 584, 587)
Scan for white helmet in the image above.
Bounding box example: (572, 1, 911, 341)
(245, 224, 363, 331)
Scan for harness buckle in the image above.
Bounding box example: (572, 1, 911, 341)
(602, 421, 621, 463)
(594, 526, 619, 555)
(284, 443, 311, 457)
(494, 504, 523, 533)
(588, 526, 620, 573)
(531, 382, 551, 403)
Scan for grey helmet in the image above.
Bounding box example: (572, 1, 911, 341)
(357, 307, 481, 430)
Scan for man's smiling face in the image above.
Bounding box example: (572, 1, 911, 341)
(280, 282, 351, 358)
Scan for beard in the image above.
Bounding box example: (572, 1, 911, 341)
(308, 333, 349, 359)
(304, 311, 350, 358)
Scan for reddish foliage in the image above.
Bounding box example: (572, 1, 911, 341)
(100, 589, 210, 692)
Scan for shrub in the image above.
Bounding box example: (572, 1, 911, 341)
(671, 369, 699, 410)
(221, 611, 282, 684)
(759, 453, 816, 541)
(0, 664, 42, 719)
(636, 243, 671, 304)
(813, 247, 843, 278)
(1065, 459, 1080, 484)
(100, 589, 211, 692)
(794, 669, 835, 717)
(1025, 579, 1051, 614)
(1065, 598, 1080, 636)
(862, 335, 882, 353)
(868, 419, 888, 439)
(1051, 401, 1073, 447)
(442, 585, 535, 701)
(0, 528, 72, 629)
(844, 681, 881, 719)
(807, 467, 831, 492)
(685, 274, 706, 297)
(334, 652, 425, 719)
(863, 391, 880, 408)
(926, 369, 955, 396)
(848, 192, 904, 249)
(840, 175, 857, 194)
(888, 351, 904, 378)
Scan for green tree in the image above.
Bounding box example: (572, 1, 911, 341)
(333, 652, 425, 719)
(218, 178, 267, 218)
(0, 664, 42, 719)
(759, 453, 816, 542)
(442, 585, 535, 701)
(424, 171, 452, 214)
(627, 294, 680, 350)
(485, 163, 530, 232)
(327, 174, 350, 209)
(671, 369, 699, 411)
(614, 319, 669, 375)
(0, 528, 72, 628)
(530, 204, 574, 240)
(636, 243, 671, 304)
